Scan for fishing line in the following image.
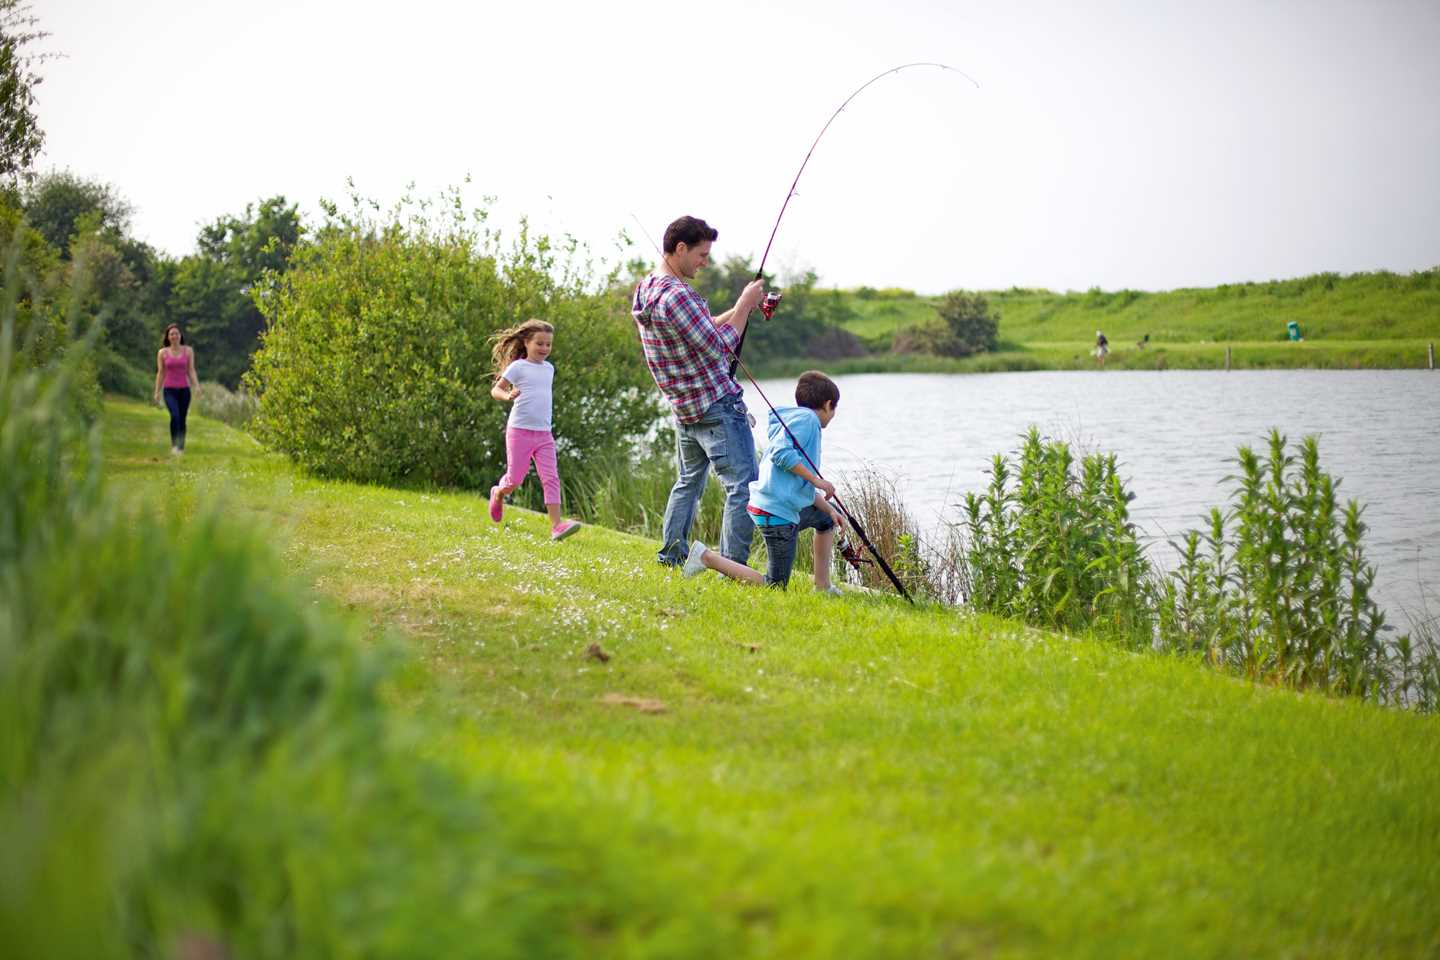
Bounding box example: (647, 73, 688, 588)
(629, 62, 980, 602)
(731, 61, 980, 374)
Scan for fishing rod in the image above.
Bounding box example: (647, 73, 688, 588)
(730, 349, 915, 604)
(630, 215, 914, 604)
(729, 61, 979, 375)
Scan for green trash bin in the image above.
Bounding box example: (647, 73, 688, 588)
(1286, 320, 1302, 342)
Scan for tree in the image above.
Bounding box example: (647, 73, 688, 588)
(20, 174, 172, 392)
(197, 195, 301, 277)
(21, 170, 132, 257)
(0, 1, 49, 183)
(169, 197, 302, 387)
(913, 290, 998, 358)
(687, 256, 864, 365)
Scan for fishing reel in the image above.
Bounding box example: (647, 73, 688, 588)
(760, 291, 783, 320)
(837, 533, 872, 572)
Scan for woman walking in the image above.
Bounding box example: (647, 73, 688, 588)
(154, 323, 199, 454)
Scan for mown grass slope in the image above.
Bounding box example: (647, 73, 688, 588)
(103, 398, 1440, 958)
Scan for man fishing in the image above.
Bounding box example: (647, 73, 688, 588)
(632, 215, 767, 568)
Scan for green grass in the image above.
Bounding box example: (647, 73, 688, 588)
(811, 269, 1440, 373)
(102, 397, 1440, 957)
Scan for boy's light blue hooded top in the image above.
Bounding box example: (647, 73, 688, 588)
(748, 405, 821, 524)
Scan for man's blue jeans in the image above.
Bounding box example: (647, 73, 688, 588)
(657, 393, 758, 566)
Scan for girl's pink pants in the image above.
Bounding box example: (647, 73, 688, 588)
(500, 427, 561, 503)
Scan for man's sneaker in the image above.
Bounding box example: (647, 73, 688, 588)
(489, 486, 504, 523)
(682, 540, 708, 578)
(817, 584, 844, 597)
(551, 519, 582, 541)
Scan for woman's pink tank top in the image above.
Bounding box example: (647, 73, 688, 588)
(163, 349, 190, 388)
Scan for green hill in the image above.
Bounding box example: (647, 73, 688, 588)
(766, 267, 1440, 374)
(87, 398, 1440, 957)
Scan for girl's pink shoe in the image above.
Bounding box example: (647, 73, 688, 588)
(550, 519, 582, 541)
(489, 486, 504, 522)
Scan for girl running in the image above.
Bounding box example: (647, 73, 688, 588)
(488, 319, 582, 541)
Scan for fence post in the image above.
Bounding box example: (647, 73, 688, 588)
(1429, 342, 1435, 370)
(1225, 345, 1232, 371)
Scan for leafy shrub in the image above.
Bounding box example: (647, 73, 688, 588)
(1156, 431, 1440, 708)
(191, 379, 257, 429)
(804, 325, 868, 360)
(246, 185, 657, 489)
(2, 202, 102, 420)
(959, 428, 1153, 641)
(950, 426, 1439, 710)
(905, 290, 998, 358)
(95, 344, 150, 396)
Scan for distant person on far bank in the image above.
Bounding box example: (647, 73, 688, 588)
(154, 323, 199, 455)
(1095, 330, 1109, 366)
(632, 215, 767, 568)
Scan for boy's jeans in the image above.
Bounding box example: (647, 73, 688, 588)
(757, 504, 837, 587)
(658, 393, 757, 566)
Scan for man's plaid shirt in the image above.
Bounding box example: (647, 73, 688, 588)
(632, 274, 742, 424)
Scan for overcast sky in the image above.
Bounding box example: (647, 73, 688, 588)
(32, 0, 1440, 294)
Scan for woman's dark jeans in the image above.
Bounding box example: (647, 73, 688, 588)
(163, 386, 191, 449)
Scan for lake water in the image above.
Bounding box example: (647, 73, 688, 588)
(743, 370, 1440, 625)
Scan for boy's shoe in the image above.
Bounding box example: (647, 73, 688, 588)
(817, 584, 844, 597)
(682, 540, 708, 578)
(551, 519, 582, 541)
(489, 486, 504, 523)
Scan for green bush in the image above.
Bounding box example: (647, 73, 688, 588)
(905, 290, 998, 358)
(1156, 432, 1440, 708)
(246, 186, 657, 489)
(95, 344, 151, 397)
(2, 202, 102, 421)
(952, 426, 1440, 710)
(960, 428, 1153, 642)
(191, 379, 257, 429)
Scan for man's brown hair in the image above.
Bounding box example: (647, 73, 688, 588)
(663, 215, 718, 254)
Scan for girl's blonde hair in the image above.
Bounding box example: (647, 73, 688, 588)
(490, 319, 554, 375)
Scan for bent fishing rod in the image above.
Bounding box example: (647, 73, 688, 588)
(631, 218, 915, 604)
(730, 61, 979, 375)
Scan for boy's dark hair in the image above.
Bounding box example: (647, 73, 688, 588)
(663, 215, 718, 254)
(795, 370, 839, 410)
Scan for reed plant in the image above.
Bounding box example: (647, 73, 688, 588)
(1156, 431, 1440, 708)
(836, 465, 963, 603)
(959, 428, 1154, 644)
(191, 379, 258, 429)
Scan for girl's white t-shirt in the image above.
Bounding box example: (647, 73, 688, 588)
(502, 358, 554, 431)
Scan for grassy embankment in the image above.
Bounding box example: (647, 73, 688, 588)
(102, 397, 1440, 957)
(756, 268, 1440, 376)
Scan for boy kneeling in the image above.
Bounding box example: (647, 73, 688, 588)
(683, 371, 846, 594)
